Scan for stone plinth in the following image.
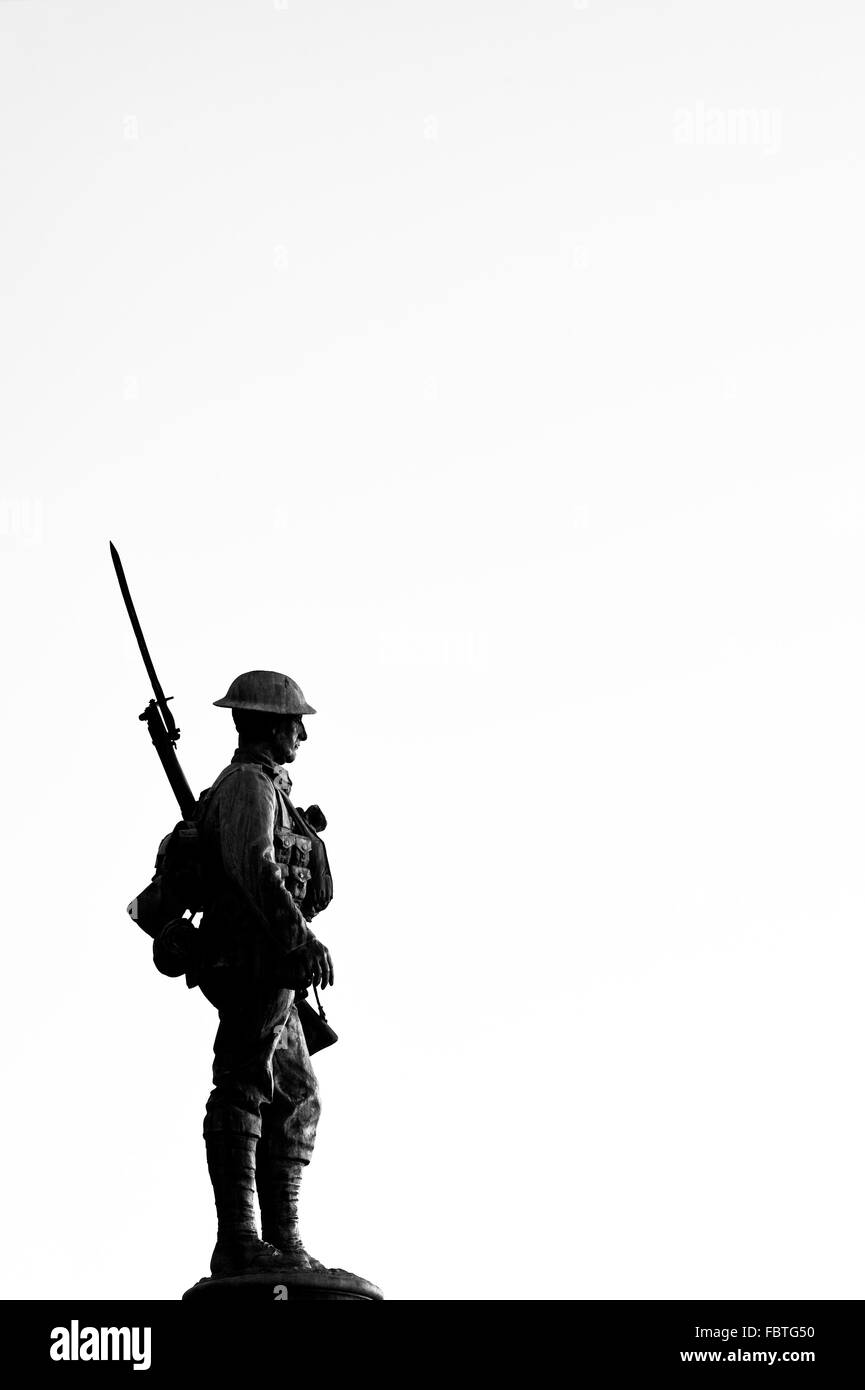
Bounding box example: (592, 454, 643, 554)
(182, 1266, 383, 1302)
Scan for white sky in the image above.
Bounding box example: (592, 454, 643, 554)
(1, 0, 864, 1300)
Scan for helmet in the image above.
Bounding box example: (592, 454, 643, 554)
(213, 670, 316, 715)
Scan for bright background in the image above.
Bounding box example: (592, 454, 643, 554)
(1, 0, 864, 1300)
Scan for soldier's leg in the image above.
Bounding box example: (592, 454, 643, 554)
(257, 998, 323, 1268)
(199, 970, 294, 1276)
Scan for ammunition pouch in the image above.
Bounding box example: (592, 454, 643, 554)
(303, 834, 333, 917)
(284, 808, 334, 919)
(273, 827, 312, 907)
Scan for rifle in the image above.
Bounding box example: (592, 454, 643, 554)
(109, 542, 336, 1054)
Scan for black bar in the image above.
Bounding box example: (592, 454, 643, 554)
(2, 1298, 860, 1376)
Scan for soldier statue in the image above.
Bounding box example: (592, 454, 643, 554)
(111, 546, 381, 1297)
(194, 670, 335, 1278)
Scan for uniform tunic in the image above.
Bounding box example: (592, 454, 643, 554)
(196, 749, 322, 1161)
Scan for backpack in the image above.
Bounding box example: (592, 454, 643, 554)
(127, 813, 207, 979)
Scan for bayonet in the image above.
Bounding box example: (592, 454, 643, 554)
(109, 542, 196, 819)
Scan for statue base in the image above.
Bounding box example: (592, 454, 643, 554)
(182, 1266, 383, 1302)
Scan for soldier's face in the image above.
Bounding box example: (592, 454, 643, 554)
(273, 715, 307, 764)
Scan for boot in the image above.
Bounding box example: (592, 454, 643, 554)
(257, 1153, 325, 1271)
(205, 1130, 293, 1277)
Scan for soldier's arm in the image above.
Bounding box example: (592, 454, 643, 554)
(217, 766, 314, 955)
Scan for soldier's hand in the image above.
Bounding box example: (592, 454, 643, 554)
(285, 938, 334, 990)
(305, 938, 334, 990)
